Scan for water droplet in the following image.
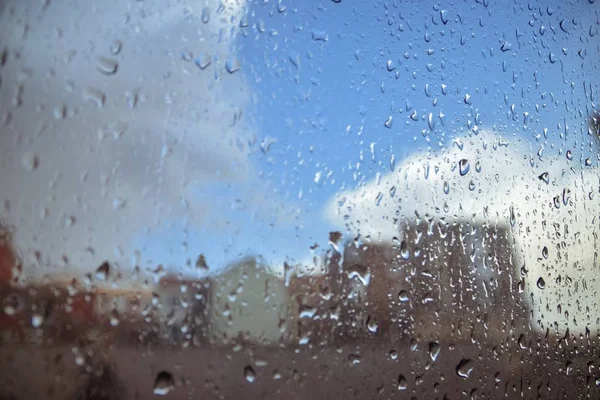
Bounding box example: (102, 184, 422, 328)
(429, 342, 441, 361)
(428, 112, 435, 130)
(348, 354, 361, 365)
(538, 172, 549, 184)
(244, 365, 256, 383)
(384, 116, 393, 128)
(31, 313, 44, 328)
(22, 152, 38, 171)
(106, 120, 129, 139)
(194, 53, 211, 70)
(386, 60, 395, 71)
(397, 374, 408, 390)
(456, 359, 474, 378)
(537, 277, 546, 289)
(83, 87, 106, 108)
(2, 295, 23, 316)
(509, 205, 516, 228)
(398, 290, 409, 302)
(542, 246, 548, 259)
(109, 40, 122, 55)
(95, 261, 110, 281)
(311, 30, 328, 41)
(518, 333, 527, 349)
(400, 240, 410, 260)
(96, 57, 118, 75)
(440, 9, 449, 24)
(562, 188, 571, 205)
(314, 171, 322, 185)
(566, 150, 573, 160)
(347, 264, 371, 286)
(366, 315, 379, 334)
(501, 41, 512, 52)
(153, 371, 175, 395)
(585, 158, 592, 166)
(459, 159, 470, 176)
(105, 309, 119, 327)
(53, 104, 67, 120)
(226, 59, 240, 74)
(195, 254, 209, 270)
(464, 94, 471, 104)
(201, 7, 210, 23)
(549, 52, 557, 63)
(389, 349, 398, 360)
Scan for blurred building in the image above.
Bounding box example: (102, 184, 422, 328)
(208, 257, 293, 345)
(156, 274, 211, 345)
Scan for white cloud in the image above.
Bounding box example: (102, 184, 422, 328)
(324, 129, 600, 334)
(0, 0, 272, 279)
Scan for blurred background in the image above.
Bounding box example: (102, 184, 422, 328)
(0, 0, 599, 399)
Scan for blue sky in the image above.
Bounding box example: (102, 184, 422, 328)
(134, 0, 599, 277)
(1, 0, 597, 280)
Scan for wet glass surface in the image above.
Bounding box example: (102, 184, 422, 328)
(1, 0, 600, 398)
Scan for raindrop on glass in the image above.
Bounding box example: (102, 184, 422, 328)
(459, 159, 470, 176)
(153, 371, 175, 396)
(96, 57, 119, 75)
(537, 277, 546, 289)
(244, 365, 256, 383)
(384, 116, 393, 128)
(22, 152, 38, 171)
(397, 374, 408, 390)
(429, 342, 441, 361)
(31, 313, 44, 328)
(456, 359, 474, 378)
(201, 7, 210, 23)
(95, 261, 110, 281)
(398, 290, 409, 302)
(366, 315, 379, 334)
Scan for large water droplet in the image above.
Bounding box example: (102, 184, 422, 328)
(538, 172, 549, 184)
(537, 277, 546, 289)
(244, 365, 256, 383)
(201, 7, 210, 23)
(400, 240, 410, 260)
(2, 295, 23, 316)
(195, 53, 211, 70)
(459, 159, 470, 176)
(456, 359, 474, 378)
(440, 9, 449, 24)
(226, 59, 240, 74)
(384, 116, 393, 128)
(153, 371, 175, 395)
(429, 342, 441, 361)
(109, 40, 122, 55)
(347, 264, 371, 286)
(96, 57, 119, 75)
(366, 315, 379, 334)
(95, 261, 110, 281)
(311, 30, 328, 41)
(22, 152, 39, 171)
(31, 313, 44, 328)
(398, 290, 409, 302)
(83, 87, 106, 108)
(397, 374, 408, 390)
(509, 205, 516, 228)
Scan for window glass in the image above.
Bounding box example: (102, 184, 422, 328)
(1, 0, 599, 398)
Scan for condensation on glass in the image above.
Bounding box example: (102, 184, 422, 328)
(0, 0, 599, 399)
